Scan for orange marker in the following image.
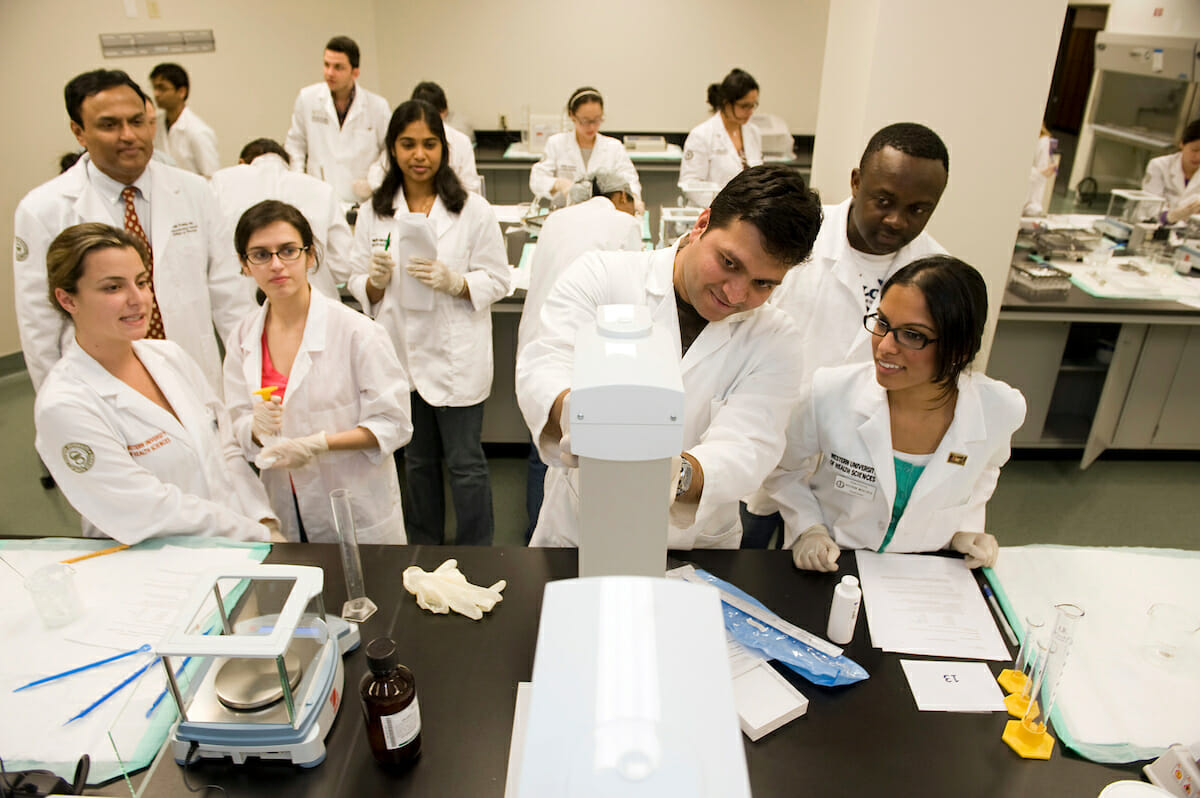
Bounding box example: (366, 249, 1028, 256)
(60, 544, 130, 564)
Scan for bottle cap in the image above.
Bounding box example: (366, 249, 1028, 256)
(842, 575, 859, 588)
(365, 637, 400, 674)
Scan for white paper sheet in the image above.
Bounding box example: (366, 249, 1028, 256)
(900, 659, 1007, 712)
(855, 551, 1010, 661)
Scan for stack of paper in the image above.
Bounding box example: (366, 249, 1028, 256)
(900, 659, 1006, 712)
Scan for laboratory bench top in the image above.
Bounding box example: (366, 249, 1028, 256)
(136, 544, 1139, 798)
(1001, 285, 1200, 319)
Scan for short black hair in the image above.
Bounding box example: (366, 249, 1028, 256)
(234, 200, 320, 268)
(325, 36, 360, 69)
(882, 255, 987, 390)
(64, 70, 148, 127)
(149, 62, 189, 98)
(373, 100, 467, 218)
(239, 138, 290, 165)
(1183, 118, 1200, 146)
(707, 164, 823, 266)
(59, 151, 83, 174)
(707, 68, 758, 113)
(860, 122, 949, 174)
(411, 81, 448, 113)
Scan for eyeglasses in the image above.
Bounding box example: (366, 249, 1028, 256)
(574, 115, 604, 127)
(244, 245, 309, 266)
(733, 100, 759, 112)
(863, 313, 938, 350)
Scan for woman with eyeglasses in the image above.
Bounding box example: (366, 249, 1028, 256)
(223, 200, 413, 543)
(679, 68, 764, 206)
(766, 256, 1026, 572)
(529, 86, 641, 205)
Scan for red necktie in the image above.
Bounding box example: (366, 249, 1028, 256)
(121, 186, 165, 339)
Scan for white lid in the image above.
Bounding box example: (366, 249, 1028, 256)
(842, 575, 859, 588)
(1098, 781, 1173, 797)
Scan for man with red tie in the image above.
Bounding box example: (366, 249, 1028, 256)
(13, 69, 250, 393)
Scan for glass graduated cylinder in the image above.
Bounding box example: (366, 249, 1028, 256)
(330, 488, 377, 622)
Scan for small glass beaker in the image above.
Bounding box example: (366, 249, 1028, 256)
(1142, 603, 1199, 666)
(1084, 246, 1112, 269)
(25, 562, 82, 628)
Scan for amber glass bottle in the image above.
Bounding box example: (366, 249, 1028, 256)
(360, 637, 421, 768)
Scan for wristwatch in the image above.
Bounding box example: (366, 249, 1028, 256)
(676, 458, 693, 497)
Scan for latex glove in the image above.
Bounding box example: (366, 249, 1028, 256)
(252, 396, 283, 442)
(262, 518, 288, 543)
(1167, 198, 1200, 224)
(352, 178, 373, 201)
(550, 176, 573, 197)
(791, 525, 840, 572)
(634, 197, 646, 215)
(256, 432, 328, 470)
(402, 559, 506, 620)
(950, 531, 999, 569)
(368, 247, 394, 290)
(558, 393, 578, 468)
(406, 257, 466, 296)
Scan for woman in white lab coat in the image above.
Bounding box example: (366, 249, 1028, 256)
(223, 200, 413, 544)
(768, 256, 1026, 572)
(347, 100, 511, 545)
(34, 223, 278, 545)
(528, 87, 641, 203)
(1142, 118, 1200, 224)
(679, 69, 764, 206)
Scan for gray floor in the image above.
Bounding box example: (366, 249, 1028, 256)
(3, 368, 1195, 551)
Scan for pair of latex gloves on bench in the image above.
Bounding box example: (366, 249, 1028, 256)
(368, 247, 466, 297)
(792, 526, 999, 571)
(403, 559, 506, 620)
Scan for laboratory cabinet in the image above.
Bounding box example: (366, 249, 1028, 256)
(987, 288, 1200, 467)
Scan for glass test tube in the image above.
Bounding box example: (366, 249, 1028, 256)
(1014, 614, 1045, 677)
(1020, 603, 1084, 736)
(330, 488, 378, 623)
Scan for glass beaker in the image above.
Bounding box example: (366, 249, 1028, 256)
(1142, 603, 1199, 668)
(330, 488, 377, 623)
(25, 562, 83, 628)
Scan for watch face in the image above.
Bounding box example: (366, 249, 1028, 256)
(677, 459, 692, 495)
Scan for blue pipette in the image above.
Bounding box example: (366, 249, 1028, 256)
(13, 644, 152, 692)
(65, 656, 159, 725)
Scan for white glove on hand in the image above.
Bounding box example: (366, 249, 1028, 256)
(352, 178, 373, 201)
(634, 197, 646, 215)
(252, 396, 283, 442)
(406, 257, 466, 296)
(262, 518, 288, 543)
(550, 177, 573, 197)
(558, 393, 578, 468)
(368, 247, 394, 290)
(402, 559, 506, 621)
(950, 531, 999, 569)
(256, 432, 329, 470)
(791, 525, 841, 572)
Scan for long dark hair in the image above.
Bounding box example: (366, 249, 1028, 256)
(372, 100, 466, 218)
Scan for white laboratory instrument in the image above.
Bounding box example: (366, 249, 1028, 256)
(570, 304, 684, 578)
(658, 206, 704, 246)
(515, 577, 751, 798)
(525, 112, 565, 155)
(624, 135, 667, 152)
(1093, 189, 1166, 242)
(748, 113, 793, 160)
(156, 565, 345, 767)
(1144, 742, 1200, 796)
(675, 182, 719, 209)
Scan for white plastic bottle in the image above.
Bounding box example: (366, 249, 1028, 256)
(827, 575, 862, 645)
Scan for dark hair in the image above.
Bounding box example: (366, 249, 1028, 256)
(59, 151, 83, 174)
(1183, 118, 1200, 146)
(706, 164, 822, 266)
(567, 86, 603, 116)
(411, 81, 448, 113)
(882, 255, 987, 390)
(325, 36, 360, 69)
(706, 68, 758, 113)
(239, 138, 290, 165)
(372, 100, 467, 218)
(860, 122, 949, 173)
(64, 70, 148, 127)
(149, 62, 189, 99)
(46, 223, 149, 318)
(591, 176, 631, 204)
(234, 200, 321, 268)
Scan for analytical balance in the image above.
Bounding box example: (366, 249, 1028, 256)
(155, 565, 345, 767)
(1093, 189, 1166, 242)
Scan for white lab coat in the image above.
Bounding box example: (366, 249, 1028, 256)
(516, 244, 803, 549)
(766, 363, 1026, 552)
(346, 190, 511, 407)
(679, 113, 764, 205)
(285, 82, 391, 204)
(154, 106, 220, 178)
(211, 153, 353, 300)
(224, 291, 413, 543)
(517, 196, 643, 355)
(1024, 135, 1054, 216)
(34, 339, 274, 544)
(12, 155, 252, 393)
(529, 132, 642, 200)
(366, 122, 481, 194)
(1142, 152, 1200, 214)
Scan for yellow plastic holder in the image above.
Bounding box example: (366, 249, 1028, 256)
(997, 668, 1027, 695)
(253, 387, 278, 400)
(1004, 692, 1032, 718)
(1003, 719, 1055, 760)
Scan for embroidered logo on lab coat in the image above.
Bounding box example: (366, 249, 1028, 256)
(14, 237, 28, 262)
(62, 442, 94, 473)
(948, 452, 968, 466)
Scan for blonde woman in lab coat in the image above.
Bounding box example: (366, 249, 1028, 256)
(529, 87, 641, 204)
(767, 256, 1026, 572)
(1142, 118, 1200, 224)
(347, 100, 510, 546)
(223, 200, 413, 544)
(34, 223, 279, 545)
(679, 68, 764, 206)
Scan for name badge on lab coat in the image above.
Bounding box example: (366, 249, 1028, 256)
(827, 451, 877, 500)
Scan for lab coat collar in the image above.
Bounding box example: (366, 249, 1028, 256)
(239, 291, 331, 401)
(249, 153, 289, 173)
(906, 372, 989, 502)
(392, 186, 453, 238)
(853, 374, 897, 508)
(146, 161, 183, 259)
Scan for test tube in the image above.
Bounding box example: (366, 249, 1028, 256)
(1002, 602, 1085, 759)
(330, 488, 378, 623)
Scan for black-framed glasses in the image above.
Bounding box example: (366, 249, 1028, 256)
(244, 245, 309, 266)
(863, 313, 938, 350)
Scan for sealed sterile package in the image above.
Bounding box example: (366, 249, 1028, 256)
(669, 566, 869, 687)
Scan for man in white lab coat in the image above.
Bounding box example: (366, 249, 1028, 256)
(149, 62, 220, 178)
(12, 69, 251, 394)
(742, 122, 950, 547)
(517, 169, 643, 540)
(285, 36, 390, 205)
(211, 138, 353, 300)
(516, 165, 822, 549)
